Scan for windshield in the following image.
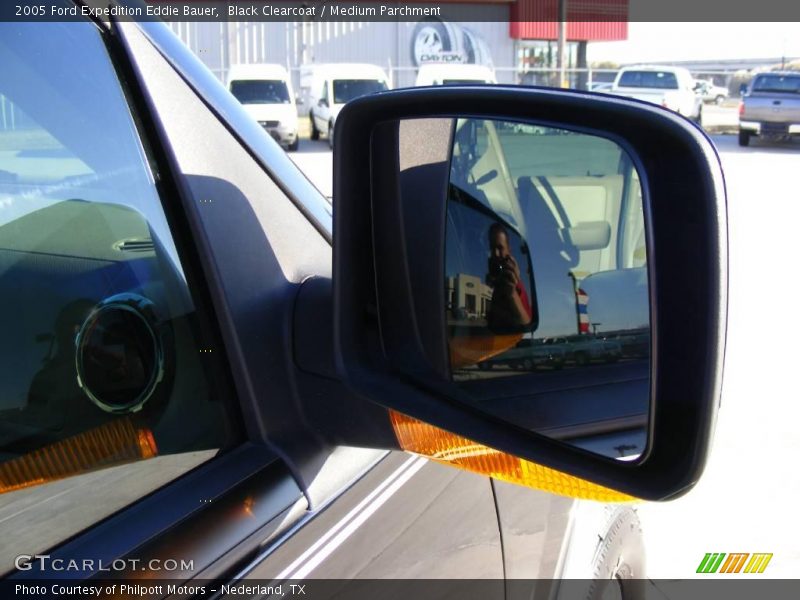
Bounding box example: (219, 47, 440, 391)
(618, 71, 679, 89)
(752, 74, 800, 93)
(332, 79, 388, 104)
(229, 80, 291, 104)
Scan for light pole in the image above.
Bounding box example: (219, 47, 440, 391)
(557, 0, 567, 88)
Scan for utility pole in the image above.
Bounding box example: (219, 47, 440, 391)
(557, 0, 567, 88)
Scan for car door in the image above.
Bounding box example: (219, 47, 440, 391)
(0, 15, 510, 588)
(315, 80, 331, 135)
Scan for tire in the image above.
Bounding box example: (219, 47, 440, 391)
(586, 508, 646, 600)
(738, 130, 751, 147)
(477, 361, 492, 371)
(328, 120, 335, 149)
(715, 95, 725, 105)
(521, 358, 534, 371)
(410, 19, 454, 66)
(287, 138, 299, 152)
(575, 352, 589, 367)
(309, 114, 320, 141)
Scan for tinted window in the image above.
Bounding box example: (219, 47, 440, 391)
(618, 71, 679, 89)
(230, 80, 291, 104)
(753, 74, 800, 93)
(0, 21, 238, 571)
(443, 79, 488, 85)
(332, 79, 388, 104)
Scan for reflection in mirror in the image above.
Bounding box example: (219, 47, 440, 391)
(437, 118, 650, 460)
(446, 191, 538, 368)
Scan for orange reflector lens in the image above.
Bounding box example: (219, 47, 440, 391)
(449, 333, 522, 369)
(0, 417, 158, 494)
(390, 411, 635, 502)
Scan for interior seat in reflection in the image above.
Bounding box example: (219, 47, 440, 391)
(517, 177, 581, 338)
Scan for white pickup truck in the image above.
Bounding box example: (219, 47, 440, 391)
(611, 65, 703, 123)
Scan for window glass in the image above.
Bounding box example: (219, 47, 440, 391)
(618, 71, 679, 89)
(230, 80, 291, 104)
(447, 119, 649, 376)
(0, 22, 237, 571)
(752, 74, 800, 93)
(332, 79, 388, 104)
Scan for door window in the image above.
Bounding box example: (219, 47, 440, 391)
(0, 21, 238, 572)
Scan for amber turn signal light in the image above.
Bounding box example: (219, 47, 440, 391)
(390, 411, 635, 502)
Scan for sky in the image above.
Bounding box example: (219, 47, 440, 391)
(587, 22, 800, 64)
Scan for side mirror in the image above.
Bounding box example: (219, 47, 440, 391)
(295, 94, 304, 106)
(318, 98, 328, 108)
(739, 83, 748, 95)
(333, 87, 727, 501)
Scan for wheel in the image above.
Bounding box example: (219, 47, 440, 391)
(328, 120, 335, 148)
(410, 19, 454, 66)
(575, 352, 589, 367)
(309, 114, 320, 141)
(287, 138, 299, 152)
(586, 508, 646, 600)
(477, 361, 492, 371)
(521, 358, 534, 371)
(738, 130, 750, 147)
(715, 95, 725, 105)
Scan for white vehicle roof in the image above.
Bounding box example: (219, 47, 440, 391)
(227, 63, 290, 85)
(618, 65, 692, 76)
(416, 63, 497, 85)
(304, 63, 389, 81)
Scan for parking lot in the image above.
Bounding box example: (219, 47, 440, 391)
(290, 129, 800, 578)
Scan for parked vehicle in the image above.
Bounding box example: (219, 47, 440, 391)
(415, 63, 497, 86)
(306, 63, 390, 148)
(738, 71, 800, 146)
(0, 14, 727, 596)
(611, 65, 703, 122)
(694, 79, 729, 104)
(227, 63, 299, 151)
(542, 336, 622, 366)
(478, 338, 566, 371)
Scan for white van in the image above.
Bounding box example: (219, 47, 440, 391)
(306, 64, 390, 148)
(415, 64, 497, 87)
(227, 64, 299, 151)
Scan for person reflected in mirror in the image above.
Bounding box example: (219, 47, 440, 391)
(486, 223, 533, 333)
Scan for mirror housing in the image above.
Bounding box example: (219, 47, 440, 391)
(332, 86, 727, 501)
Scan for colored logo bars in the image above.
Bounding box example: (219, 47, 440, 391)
(696, 553, 773, 574)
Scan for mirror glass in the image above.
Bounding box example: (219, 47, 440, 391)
(403, 117, 650, 460)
